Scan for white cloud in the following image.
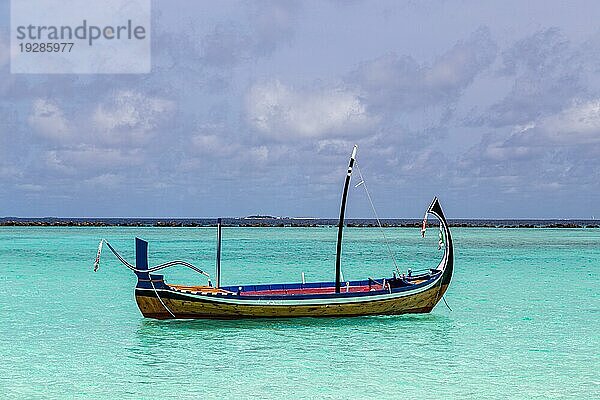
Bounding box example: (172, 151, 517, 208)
(316, 139, 354, 153)
(92, 90, 175, 144)
(191, 133, 271, 165)
(481, 140, 538, 161)
(27, 91, 176, 148)
(246, 80, 378, 140)
(28, 99, 71, 141)
(44, 150, 76, 174)
(16, 183, 44, 192)
(0, 164, 23, 180)
(191, 133, 230, 155)
(474, 99, 600, 164)
(249, 145, 269, 162)
(84, 173, 122, 187)
(536, 99, 600, 144)
(45, 147, 145, 171)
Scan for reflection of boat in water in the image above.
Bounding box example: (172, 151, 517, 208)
(93, 145, 453, 320)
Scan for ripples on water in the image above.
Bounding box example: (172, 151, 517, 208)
(0, 227, 598, 399)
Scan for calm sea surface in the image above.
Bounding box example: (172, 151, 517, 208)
(0, 227, 598, 399)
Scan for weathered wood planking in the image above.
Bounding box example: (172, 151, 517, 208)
(135, 283, 450, 320)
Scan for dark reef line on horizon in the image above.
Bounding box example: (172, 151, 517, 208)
(0, 218, 598, 228)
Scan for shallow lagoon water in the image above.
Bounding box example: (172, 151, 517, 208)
(1, 227, 598, 399)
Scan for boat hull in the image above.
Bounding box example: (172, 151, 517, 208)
(134, 283, 450, 320)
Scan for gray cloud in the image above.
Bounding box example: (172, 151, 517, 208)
(449, 27, 600, 216)
(476, 28, 591, 127)
(201, 23, 252, 68)
(246, 0, 300, 56)
(201, 1, 300, 68)
(349, 27, 497, 113)
(457, 96, 600, 212)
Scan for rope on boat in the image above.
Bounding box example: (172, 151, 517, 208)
(150, 278, 176, 318)
(368, 277, 385, 287)
(355, 163, 402, 276)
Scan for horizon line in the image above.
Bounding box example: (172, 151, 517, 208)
(0, 216, 596, 221)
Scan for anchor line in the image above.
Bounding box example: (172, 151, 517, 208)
(442, 296, 453, 312)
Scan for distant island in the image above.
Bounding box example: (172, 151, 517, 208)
(243, 215, 279, 220)
(0, 217, 598, 228)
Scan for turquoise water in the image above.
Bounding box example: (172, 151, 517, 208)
(0, 227, 598, 399)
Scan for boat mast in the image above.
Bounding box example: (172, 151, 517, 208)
(335, 145, 358, 293)
(216, 218, 222, 288)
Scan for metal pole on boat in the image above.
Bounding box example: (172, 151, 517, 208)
(216, 218, 222, 288)
(335, 145, 358, 294)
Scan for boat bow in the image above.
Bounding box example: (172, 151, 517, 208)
(426, 196, 454, 295)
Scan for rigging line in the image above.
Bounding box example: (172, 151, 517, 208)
(150, 279, 176, 319)
(355, 163, 402, 276)
(102, 240, 210, 278)
(103, 240, 135, 269)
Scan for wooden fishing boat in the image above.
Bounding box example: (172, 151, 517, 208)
(94, 145, 453, 319)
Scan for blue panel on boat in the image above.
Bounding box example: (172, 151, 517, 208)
(135, 238, 148, 270)
(134, 238, 150, 284)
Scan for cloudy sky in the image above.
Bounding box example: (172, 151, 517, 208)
(1, 0, 600, 218)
